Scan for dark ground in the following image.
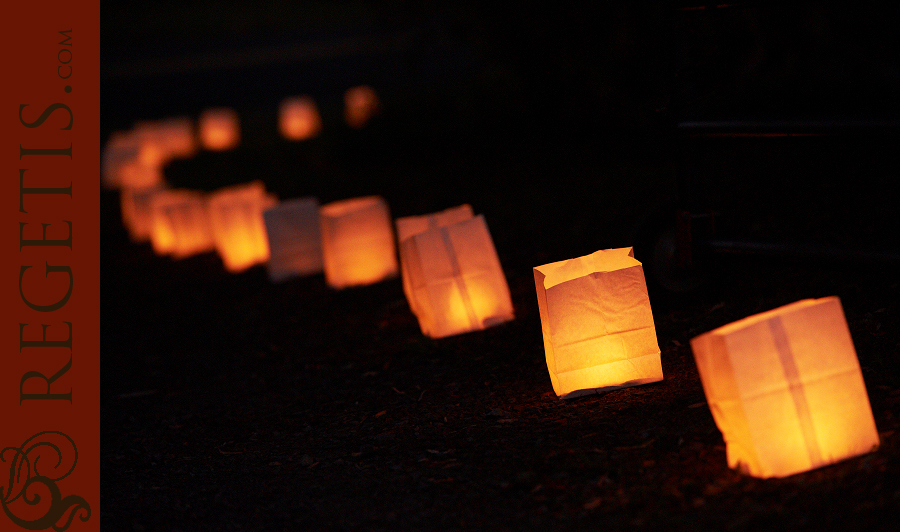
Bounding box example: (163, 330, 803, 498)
(100, 2, 900, 530)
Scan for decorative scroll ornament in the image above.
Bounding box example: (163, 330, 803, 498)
(1, 431, 91, 530)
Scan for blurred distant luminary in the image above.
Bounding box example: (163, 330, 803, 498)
(263, 197, 323, 282)
(534, 248, 663, 399)
(396, 205, 514, 339)
(132, 116, 197, 166)
(279, 95, 322, 140)
(690, 297, 880, 478)
(207, 181, 277, 272)
(120, 184, 168, 243)
(104, 117, 201, 244)
(149, 188, 215, 259)
(199, 107, 241, 151)
(320, 196, 397, 289)
(343, 85, 380, 129)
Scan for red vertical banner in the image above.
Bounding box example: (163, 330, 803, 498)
(2, 1, 100, 531)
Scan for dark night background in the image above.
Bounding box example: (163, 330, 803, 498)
(101, 2, 900, 530)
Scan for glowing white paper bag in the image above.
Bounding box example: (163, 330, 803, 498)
(133, 116, 197, 165)
(690, 297, 880, 478)
(102, 130, 141, 190)
(149, 189, 214, 259)
(114, 157, 166, 191)
(120, 184, 168, 242)
(395, 204, 475, 317)
(262, 197, 323, 282)
(207, 181, 276, 272)
(399, 212, 514, 338)
(320, 196, 397, 289)
(534, 247, 662, 398)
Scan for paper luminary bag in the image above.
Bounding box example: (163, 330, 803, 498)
(111, 153, 167, 192)
(120, 184, 168, 242)
(395, 204, 475, 317)
(690, 297, 880, 478)
(207, 181, 277, 272)
(320, 196, 398, 289)
(103, 118, 196, 190)
(199, 107, 240, 151)
(154, 117, 197, 160)
(262, 197, 323, 282)
(133, 117, 198, 166)
(396, 207, 513, 338)
(533, 247, 663, 398)
(148, 189, 214, 259)
(278, 96, 322, 141)
(344, 85, 380, 128)
(103, 131, 162, 190)
(102, 131, 142, 190)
